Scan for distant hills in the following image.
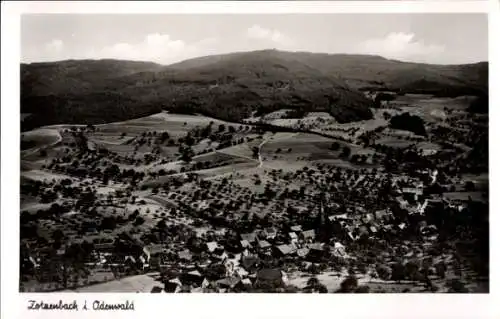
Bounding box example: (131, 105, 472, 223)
(21, 49, 488, 131)
(168, 50, 487, 93)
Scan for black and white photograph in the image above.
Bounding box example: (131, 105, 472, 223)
(4, 3, 489, 302)
(16, 11, 490, 295)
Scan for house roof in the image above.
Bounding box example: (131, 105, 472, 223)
(240, 240, 251, 248)
(375, 210, 388, 219)
(241, 256, 260, 269)
(202, 278, 211, 288)
(235, 267, 249, 277)
(187, 270, 202, 277)
(258, 240, 271, 249)
(301, 230, 315, 239)
(216, 277, 241, 288)
(240, 233, 257, 243)
(207, 241, 218, 252)
(347, 232, 357, 241)
(290, 225, 302, 232)
(95, 241, 115, 250)
(151, 286, 163, 293)
(241, 278, 252, 286)
(332, 248, 346, 258)
(328, 213, 350, 221)
(217, 252, 229, 260)
(334, 242, 345, 249)
(276, 244, 296, 255)
(147, 244, 165, 255)
(359, 226, 369, 235)
(164, 282, 180, 292)
(257, 268, 282, 281)
(178, 249, 192, 260)
(264, 227, 277, 234)
(307, 243, 324, 251)
(297, 248, 310, 257)
(124, 255, 136, 263)
(402, 188, 423, 195)
(289, 232, 298, 239)
(169, 278, 182, 286)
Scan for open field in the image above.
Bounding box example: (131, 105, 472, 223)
(96, 112, 231, 137)
(21, 128, 61, 149)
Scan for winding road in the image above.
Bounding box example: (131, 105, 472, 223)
(257, 138, 268, 168)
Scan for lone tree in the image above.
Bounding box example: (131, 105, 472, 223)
(389, 112, 427, 137)
(337, 276, 358, 293)
(180, 146, 194, 163)
(341, 146, 351, 158)
(464, 181, 476, 192)
(252, 146, 259, 159)
(374, 93, 395, 108)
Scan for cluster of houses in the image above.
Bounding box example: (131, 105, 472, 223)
(141, 225, 348, 292)
(21, 160, 485, 292)
(21, 219, 348, 292)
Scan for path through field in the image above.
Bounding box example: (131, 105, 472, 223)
(258, 138, 267, 168)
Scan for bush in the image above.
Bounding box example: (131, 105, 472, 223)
(317, 284, 328, 293)
(468, 94, 488, 114)
(354, 285, 370, 293)
(133, 216, 145, 226)
(448, 279, 469, 293)
(101, 216, 117, 230)
(391, 262, 406, 282)
(435, 262, 446, 279)
(464, 181, 476, 192)
(337, 276, 358, 293)
(341, 146, 351, 158)
(375, 93, 395, 107)
(331, 142, 340, 151)
(389, 113, 427, 137)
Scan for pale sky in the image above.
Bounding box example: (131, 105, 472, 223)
(21, 14, 488, 65)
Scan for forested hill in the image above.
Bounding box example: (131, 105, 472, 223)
(21, 50, 487, 131)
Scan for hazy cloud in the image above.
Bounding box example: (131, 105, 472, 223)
(22, 15, 486, 65)
(45, 39, 64, 53)
(359, 32, 446, 63)
(89, 33, 219, 64)
(246, 25, 294, 48)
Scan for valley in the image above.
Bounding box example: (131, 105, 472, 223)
(19, 51, 489, 293)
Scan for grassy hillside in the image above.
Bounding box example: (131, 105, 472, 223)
(21, 50, 487, 131)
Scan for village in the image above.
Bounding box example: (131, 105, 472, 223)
(20, 147, 487, 293)
(19, 88, 488, 293)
